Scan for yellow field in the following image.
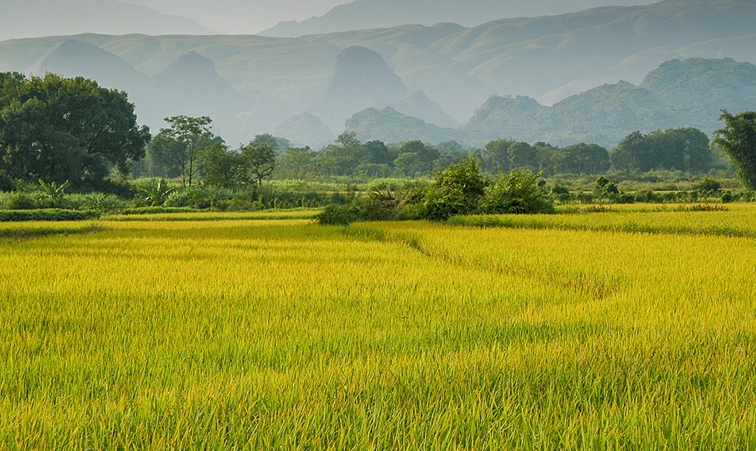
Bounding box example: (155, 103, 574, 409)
(2, 207, 756, 449)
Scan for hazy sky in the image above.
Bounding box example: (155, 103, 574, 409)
(124, 0, 352, 34)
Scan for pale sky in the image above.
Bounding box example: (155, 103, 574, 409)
(124, 0, 352, 34)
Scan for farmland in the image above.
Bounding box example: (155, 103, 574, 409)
(2, 207, 756, 449)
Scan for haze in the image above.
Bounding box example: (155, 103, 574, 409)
(0, 0, 661, 41)
(125, 0, 351, 34)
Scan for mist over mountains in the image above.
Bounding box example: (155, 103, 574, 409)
(260, 0, 658, 37)
(1, 0, 755, 149)
(0, 0, 212, 42)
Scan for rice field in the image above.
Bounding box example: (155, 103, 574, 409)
(1, 206, 756, 449)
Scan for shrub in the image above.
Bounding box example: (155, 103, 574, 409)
(316, 204, 361, 226)
(0, 209, 100, 222)
(480, 169, 554, 214)
(422, 158, 486, 221)
(4, 192, 40, 210)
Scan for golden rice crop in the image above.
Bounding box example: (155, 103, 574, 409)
(1, 211, 755, 449)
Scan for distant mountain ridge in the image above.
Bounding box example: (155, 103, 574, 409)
(0, 0, 212, 42)
(260, 0, 658, 37)
(1, 0, 756, 147)
(349, 58, 756, 148)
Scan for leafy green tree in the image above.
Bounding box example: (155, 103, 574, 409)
(363, 140, 393, 165)
(712, 110, 756, 190)
(481, 138, 515, 173)
(152, 116, 216, 187)
(559, 142, 610, 174)
(393, 152, 424, 177)
(240, 141, 277, 186)
(396, 140, 440, 175)
(0, 72, 150, 190)
(613, 128, 712, 173)
(253, 133, 291, 151)
(279, 146, 317, 179)
(508, 141, 536, 171)
(480, 169, 554, 214)
(696, 176, 722, 197)
(423, 158, 486, 221)
(37, 178, 70, 208)
(201, 143, 240, 188)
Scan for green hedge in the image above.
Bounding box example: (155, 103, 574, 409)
(119, 207, 199, 215)
(0, 209, 100, 222)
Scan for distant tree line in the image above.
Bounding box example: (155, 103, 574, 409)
(135, 125, 729, 188)
(3, 72, 756, 198)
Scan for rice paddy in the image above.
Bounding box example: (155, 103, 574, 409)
(1, 206, 755, 449)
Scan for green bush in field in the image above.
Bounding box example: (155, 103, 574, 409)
(422, 158, 486, 221)
(316, 203, 361, 225)
(480, 169, 554, 215)
(0, 209, 99, 221)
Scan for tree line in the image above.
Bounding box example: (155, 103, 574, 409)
(3, 72, 756, 197)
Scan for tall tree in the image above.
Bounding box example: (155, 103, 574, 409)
(152, 116, 216, 187)
(240, 141, 277, 186)
(713, 110, 756, 190)
(612, 128, 712, 173)
(559, 142, 610, 174)
(0, 72, 150, 190)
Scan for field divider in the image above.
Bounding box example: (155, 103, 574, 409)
(446, 215, 756, 239)
(0, 224, 104, 242)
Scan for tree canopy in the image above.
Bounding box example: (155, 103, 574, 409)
(0, 72, 150, 190)
(152, 115, 217, 187)
(612, 128, 712, 173)
(713, 110, 756, 190)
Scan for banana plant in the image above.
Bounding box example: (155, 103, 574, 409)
(138, 179, 174, 206)
(38, 179, 70, 208)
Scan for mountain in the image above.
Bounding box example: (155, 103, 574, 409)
(275, 113, 335, 149)
(135, 51, 293, 145)
(640, 57, 756, 130)
(260, 0, 658, 37)
(39, 40, 148, 92)
(390, 91, 459, 128)
(462, 58, 756, 148)
(308, 46, 407, 131)
(0, 0, 212, 42)
(345, 107, 470, 145)
(1, 0, 756, 148)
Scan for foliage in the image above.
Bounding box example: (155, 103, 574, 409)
(558, 143, 611, 175)
(423, 158, 486, 221)
(0, 208, 99, 221)
(119, 206, 199, 215)
(316, 203, 361, 225)
(0, 72, 150, 190)
(240, 141, 277, 186)
(152, 116, 217, 187)
(37, 179, 70, 208)
(137, 179, 174, 207)
(712, 110, 756, 190)
(480, 169, 554, 214)
(696, 177, 722, 196)
(612, 128, 713, 173)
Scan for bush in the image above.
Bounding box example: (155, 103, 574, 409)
(119, 207, 198, 215)
(4, 192, 40, 210)
(316, 204, 361, 225)
(422, 158, 486, 221)
(480, 169, 554, 214)
(0, 209, 100, 222)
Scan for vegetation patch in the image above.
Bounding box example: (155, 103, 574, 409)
(0, 209, 100, 222)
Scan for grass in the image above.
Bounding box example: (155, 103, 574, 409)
(102, 209, 321, 222)
(1, 207, 756, 448)
(450, 203, 756, 238)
